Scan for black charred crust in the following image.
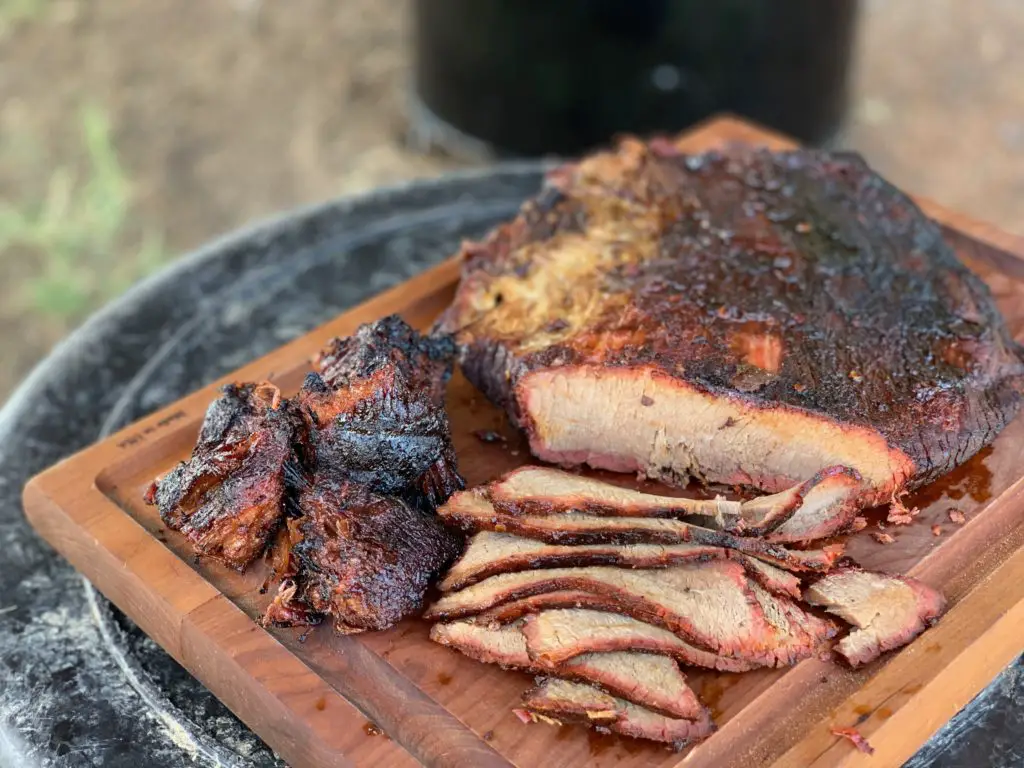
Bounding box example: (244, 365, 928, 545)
(147, 316, 465, 630)
(446, 144, 1024, 488)
(302, 316, 464, 502)
(317, 313, 456, 391)
(281, 480, 462, 633)
(145, 382, 297, 570)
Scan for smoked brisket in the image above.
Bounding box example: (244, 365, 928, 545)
(804, 569, 947, 666)
(438, 140, 1024, 504)
(430, 621, 705, 719)
(144, 382, 301, 570)
(516, 679, 715, 746)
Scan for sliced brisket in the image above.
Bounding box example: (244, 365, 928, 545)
(487, 465, 809, 535)
(516, 679, 715, 746)
(426, 561, 835, 664)
(440, 531, 802, 598)
(804, 569, 947, 666)
(765, 466, 865, 543)
(438, 491, 841, 571)
(430, 621, 704, 719)
(438, 140, 1023, 504)
(519, 608, 759, 672)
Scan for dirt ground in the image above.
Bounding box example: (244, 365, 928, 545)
(1, 0, 1022, 401)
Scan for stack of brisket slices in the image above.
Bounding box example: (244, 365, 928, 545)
(426, 466, 947, 748)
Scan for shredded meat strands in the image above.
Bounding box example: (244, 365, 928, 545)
(887, 492, 919, 526)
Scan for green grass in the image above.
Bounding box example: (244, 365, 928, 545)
(0, 104, 170, 320)
(0, 0, 48, 36)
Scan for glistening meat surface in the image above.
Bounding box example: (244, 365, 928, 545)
(430, 621, 705, 719)
(263, 478, 461, 633)
(425, 561, 836, 664)
(804, 569, 947, 666)
(437, 140, 1024, 503)
(144, 382, 301, 571)
(440, 531, 802, 598)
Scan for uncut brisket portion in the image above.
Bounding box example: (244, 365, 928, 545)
(437, 140, 1024, 502)
(804, 569, 947, 667)
(144, 382, 301, 571)
(516, 679, 715, 746)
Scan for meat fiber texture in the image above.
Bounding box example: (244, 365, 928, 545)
(477, 465, 863, 544)
(437, 488, 843, 571)
(437, 139, 1024, 508)
(147, 315, 464, 633)
(144, 382, 302, 571)
(441, 531, 802, 599)
(804, 569, 947, 666)
(427, 468, 949, 747)
(430, 621, 705, 720)
(515, 679, 715, 746)
(427, 561, 837, 667)
(264, 479, 462, 633)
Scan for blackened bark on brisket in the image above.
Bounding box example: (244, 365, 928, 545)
(263, 478, 461, 633)
(438, 141, 1024, 501)
(300, 314, 464, 511)
(148, 316, 464, 633)
(144, 382, 301, 571)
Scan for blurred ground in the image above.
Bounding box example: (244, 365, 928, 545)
(1, 0, 1023, 400)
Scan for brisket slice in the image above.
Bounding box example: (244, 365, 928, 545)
(804, 569, 947, 666)
(471, 590, 634, 627)
(519, 609, 759, 672)
(516, 679, 715, 746)
(262, 477, 461, 633)
(438, 491, 841, 571)
(430, 622, 704, 719)
(144, 382, 301, 571)
(440, 531, 802, 598)
(488, 465, 818, 535)
(438, 140, 1024, 503)
(487, 464, 864, 541)
(765, 466, 864, 543)
(425, 562, 836, 663)
(298, 314, 464, 512)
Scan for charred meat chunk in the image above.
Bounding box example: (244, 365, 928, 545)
(144, 382, 299, 571)
(264, 477, 462, 633)
(299, 314, 463, 511)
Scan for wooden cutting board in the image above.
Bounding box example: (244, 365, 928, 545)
(23, 117, 1024, 768)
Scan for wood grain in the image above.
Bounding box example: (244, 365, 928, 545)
(23, 117, 1024, 767)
